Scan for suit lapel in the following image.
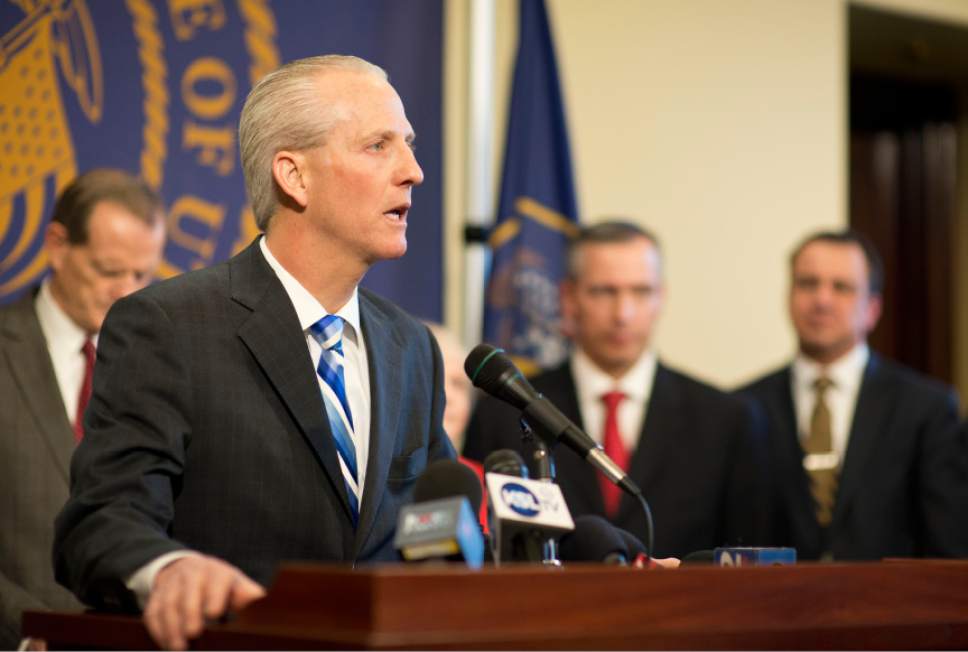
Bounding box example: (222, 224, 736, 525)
(353, 292, 404, 553)
(768, 368, 821, 548)
(621, 364, 678, 520)
(231, 243, 356, 523)
(833, 355, 890, 526)
(540, 365, 602, 515)
(2, 293, 75, 482)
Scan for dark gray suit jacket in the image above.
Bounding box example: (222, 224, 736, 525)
(0, 292, 84, 648)
(53, 241, 454, 610)
(463, 361, 768, 559)
(738, 354, 968, 560)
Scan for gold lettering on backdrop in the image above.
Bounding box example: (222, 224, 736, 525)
(181, 57, 235, 119)
(169, 0, 226, 41)
(166, 195, 227, 269)
(182, 120, 234, 175)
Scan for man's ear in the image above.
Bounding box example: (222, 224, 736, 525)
(559, 279, 577, 338)
(272, 150, 309, 209)
(43, 221, 70, 273)
(864, 293, 883, 333)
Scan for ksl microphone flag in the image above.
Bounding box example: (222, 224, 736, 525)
(394, 496, 484, 568)
(486, 472, 574, 563)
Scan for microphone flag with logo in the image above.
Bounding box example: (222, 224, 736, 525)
(485, 471, 574, 564)
(394, 460, 485, 568)
(482, 0, 579, 377)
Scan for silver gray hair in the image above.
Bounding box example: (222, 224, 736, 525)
(239, 55, 388, 231)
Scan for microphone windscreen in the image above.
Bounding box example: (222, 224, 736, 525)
(465, 345, 535, 407)
(558, 514, 629, 563)
(464, 344, 511, 389)
(414, 459, 483, 516)
(483, 448, 529, 478)
(614, 525, 648, 559)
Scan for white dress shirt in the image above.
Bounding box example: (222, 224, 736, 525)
(34, 279, 95, 427)
(570, 347, 658, 453)
(259, 237, 371, 502)
(791, 343, 869, 463)
(127, 237, 372, 604)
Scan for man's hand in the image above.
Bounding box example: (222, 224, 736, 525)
(143, 555, 265, 650)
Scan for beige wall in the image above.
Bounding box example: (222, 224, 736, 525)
(549, 0, 844, 387)
(444, 0, 968, 392)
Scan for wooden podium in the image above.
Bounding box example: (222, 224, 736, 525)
(22, 560, 968, 649)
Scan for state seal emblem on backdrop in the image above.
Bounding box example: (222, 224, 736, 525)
(0, 0, 278, 303)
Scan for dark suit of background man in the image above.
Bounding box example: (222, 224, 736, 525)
(53, 55, 454, 651)
(463, 221, 766, 558)
(738, 229, 968, 560)
(0, 169, 166, 650)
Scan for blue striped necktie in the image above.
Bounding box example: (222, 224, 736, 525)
(309, 315, 359, 525)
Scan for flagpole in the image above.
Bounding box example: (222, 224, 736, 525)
(462, 0, 495, 348)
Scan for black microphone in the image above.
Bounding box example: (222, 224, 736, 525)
(394, 460, 485, 567)
(614, 522, 649, 561)
(483, 449, 538, 563)
(558, 515, 630, 565)
(465, 344, 640, 497)
(414, 458, 483, 514)
(465, 344, 654, 556)
(483, 448, 529, 478)
(483, 449, 572, 564)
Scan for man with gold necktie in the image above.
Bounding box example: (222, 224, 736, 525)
(0, 169, 166, 649)
(739, 230, 968, 560)
(464, 221, 767, 559)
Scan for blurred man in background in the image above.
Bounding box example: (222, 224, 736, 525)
(739, 229, 968, 560)
(0, 168, 166, 649)
(426, 322, 488, 529)
(426, 322, 474, 454)
(464, 220, 766, 558)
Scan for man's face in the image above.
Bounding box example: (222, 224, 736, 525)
(301, 71, 423, 267)
(789, 240, 881, 364)
(46, 200, 166, 334)
(561, 237, 664, 378)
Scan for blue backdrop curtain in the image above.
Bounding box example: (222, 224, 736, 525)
(0, 0, 443, 321)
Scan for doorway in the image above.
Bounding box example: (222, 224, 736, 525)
(849, 3, 968, 397)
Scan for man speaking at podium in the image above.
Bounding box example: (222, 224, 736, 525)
(53, 55, 454, 650)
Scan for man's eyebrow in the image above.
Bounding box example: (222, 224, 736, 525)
(360, 129, 417, 143)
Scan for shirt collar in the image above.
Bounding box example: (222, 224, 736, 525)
(571, 347, 657, 404)
(259, 236, 361, 338)
(792, 342, 869, 393)
(35, 278, 91, 352)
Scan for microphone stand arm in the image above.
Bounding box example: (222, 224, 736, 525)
(519, 418, 562, 567)
(521, 408, 656, 559)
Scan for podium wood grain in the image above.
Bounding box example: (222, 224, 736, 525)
(22, 560, 968, 649)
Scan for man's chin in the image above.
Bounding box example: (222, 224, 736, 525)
(799, 338, 851, 363)
(368, 240, 408, 263)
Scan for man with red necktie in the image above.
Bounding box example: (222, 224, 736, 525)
(464, 221, 768, 558)
(0, 169, 166, 649)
